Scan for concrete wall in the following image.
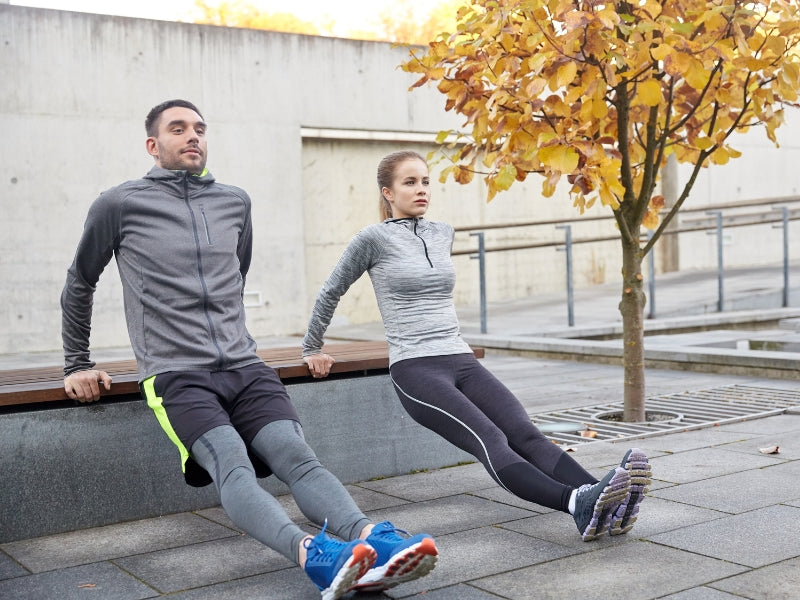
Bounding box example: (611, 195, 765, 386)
(674, 109, 800, 273)
(1, 5, 799, 354)
(2, 5, 620, 354)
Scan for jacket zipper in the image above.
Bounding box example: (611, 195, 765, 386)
(183, 177, 224, 368)
(413, 220, 434, 268)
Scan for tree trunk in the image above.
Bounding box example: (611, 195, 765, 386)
(619, 235, 647, 422)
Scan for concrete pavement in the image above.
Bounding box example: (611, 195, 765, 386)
(2, 264, 800, 599)
(2, 403, 799, 600)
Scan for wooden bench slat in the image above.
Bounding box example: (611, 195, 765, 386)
(0, 341, 483, 409)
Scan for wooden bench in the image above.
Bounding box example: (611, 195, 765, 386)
(0, 341, 485, 409)
(0, 340, 484, 543)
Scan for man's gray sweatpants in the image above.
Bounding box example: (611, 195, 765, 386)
(190, 420, 371, 563)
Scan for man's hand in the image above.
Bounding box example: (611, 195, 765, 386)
(64, 369, 112, 403)
(303, 353, 335, 379)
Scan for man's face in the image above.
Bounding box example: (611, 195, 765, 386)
(146, 106, 207, 174)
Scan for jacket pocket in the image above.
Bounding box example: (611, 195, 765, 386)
(199, 207, 213, 245)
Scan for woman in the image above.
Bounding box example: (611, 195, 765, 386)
(302, 150, 650, 541)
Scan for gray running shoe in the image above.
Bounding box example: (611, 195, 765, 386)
(610, 448, 652, 535)
(573, 466, 630, 541)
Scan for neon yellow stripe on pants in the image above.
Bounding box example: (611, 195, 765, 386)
(141, 375, 190, 473)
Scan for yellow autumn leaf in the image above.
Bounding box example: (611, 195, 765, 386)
(666, 50, 690, 76)
(541, 171, 561, 198)
(726, 146, 742, 159)
(600, 5, 622, 26)
(592, 97, 609, 119)
(438, 165, 453, 183)
(641, 0, 662, 18)
(539, 145, 580, 174)
(598, 180, 621, 210)
(642, 209, 659, 229)
(580, 99, 594, 122)
(651, 43, 672, 61)
(493, 163, 518, 191)
(685, 57, 711, 90)
(694, 137, 715, 150)
(453, 165, 475, 184)
(557, 61, 578, 88)
(637, 80, 663, 106)
(710, 146, 731, 165)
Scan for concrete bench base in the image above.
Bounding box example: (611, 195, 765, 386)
(0, 374, 471, 543)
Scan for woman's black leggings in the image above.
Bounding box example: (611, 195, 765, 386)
(390, 353, 598, 513)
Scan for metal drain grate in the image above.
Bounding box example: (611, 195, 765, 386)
(531, 384, 800, 444)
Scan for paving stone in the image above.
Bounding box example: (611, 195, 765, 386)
(609, 496, 726, 539)
(356, 462, 496, 502)
(193, 484, 410, 533)
(114, 535, 292, 594)
(717, 414, 800, 436)
(383, 526, 576, 597)
(645, 477, 676, 492)
(196, 483, 412, 537)
(0, 513, 238, 573)
(717, 434, 800, 460)
(470, 541, 747, 600)
(151, 568, 316, 599)
(364, 494, 537, 538)
(195, 495, 304, 532)
(710, 556, 800, 599)
(648, 446, 780, 484)
(497, 511, 623, 552)
(501, 496, 725, 548)
(632, 428, 760, 455)
(0, 550, 28, 581)
(647, 504, 800, 568)
(0, 561, 158, 600)
(389, 582, 502, 599)
(651, 460, 800, 513)
(340, 483, 414, 513)
(538, 440, 667, 473)
(467, 486, 552, 513)
(659, 587, 744, 599)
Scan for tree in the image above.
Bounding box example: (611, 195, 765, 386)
(402, 0, 800, 421)
(192, 0, 324, 34)
(190, 0, 465, 44)
(357, 0, 465, 45)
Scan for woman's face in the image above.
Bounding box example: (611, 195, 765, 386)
(383, 158, 430, 219)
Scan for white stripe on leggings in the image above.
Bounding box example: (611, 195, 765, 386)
(390, 372, 511, 493)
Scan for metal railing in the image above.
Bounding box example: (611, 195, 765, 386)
(452, 196, 800, 333)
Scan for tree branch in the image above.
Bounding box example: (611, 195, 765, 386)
(641, 146, 712, 255)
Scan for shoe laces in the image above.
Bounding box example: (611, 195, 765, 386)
(368, 521, 408, 544)
(304, 520, 344, 564)
(575, 483, 593, 498)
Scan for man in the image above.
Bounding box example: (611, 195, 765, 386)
(61, 99, 437, 600)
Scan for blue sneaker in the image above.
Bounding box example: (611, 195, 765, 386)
(610, 448, 651, 535)
(349, 521, 438, 592)
(303, 521, 377, 600)
(573, 466, 630, 541)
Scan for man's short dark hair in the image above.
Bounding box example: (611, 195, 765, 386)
(145, 99, 204, 136)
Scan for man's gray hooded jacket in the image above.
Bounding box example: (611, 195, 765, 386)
(62, 167, 260, 381)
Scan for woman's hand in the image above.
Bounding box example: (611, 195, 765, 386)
(303, 353, 335, 378)
(64, 369, 112, 403)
